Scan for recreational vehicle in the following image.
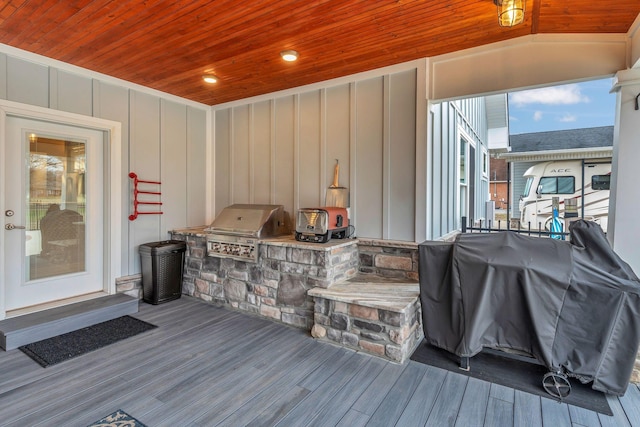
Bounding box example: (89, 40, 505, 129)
(519, 160, 611, 232)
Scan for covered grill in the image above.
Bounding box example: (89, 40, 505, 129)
(205, 204, 289, 262)
(418, 220, 640, 397)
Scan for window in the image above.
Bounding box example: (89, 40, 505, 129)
(592, 174, 610, 190)
(482, 150, 488, 177)
(538, 176, 575, 194)
(523, 177, 533, 197)
(459, 139, 466, 184)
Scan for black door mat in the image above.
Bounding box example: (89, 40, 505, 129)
(19, 315, 156, 368)
(410, 341, 612, 416)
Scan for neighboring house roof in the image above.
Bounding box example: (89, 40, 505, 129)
(500, 126, 613, 162)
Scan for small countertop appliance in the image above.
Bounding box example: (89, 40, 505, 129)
(295, 207, 349, 243)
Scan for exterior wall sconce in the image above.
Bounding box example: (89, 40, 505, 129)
(494, 0, 525, 27)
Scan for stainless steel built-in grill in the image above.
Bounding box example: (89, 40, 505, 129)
(205, 204, 289, 262)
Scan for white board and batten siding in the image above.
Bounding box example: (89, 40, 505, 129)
(428, 98, 491, 238)
(0, 52, 208, 277)
(213, 69, 418, 242)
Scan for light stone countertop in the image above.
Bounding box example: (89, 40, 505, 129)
(308, 281, 419, 313)
(170, 227, 358, 251)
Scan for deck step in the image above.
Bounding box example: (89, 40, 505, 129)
(0, 294, 139, 351)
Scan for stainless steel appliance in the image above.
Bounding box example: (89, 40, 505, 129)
(205, 204, 290, 262)
(295, 207, 349, 243)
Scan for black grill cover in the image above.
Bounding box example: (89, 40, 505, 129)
(418, 220, 640, 396)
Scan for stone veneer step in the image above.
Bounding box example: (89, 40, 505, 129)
(308, 281, 423, 363)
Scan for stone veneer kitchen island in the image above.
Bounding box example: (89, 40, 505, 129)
(169, 227, 423, 363)
(170, 227, 360, 329)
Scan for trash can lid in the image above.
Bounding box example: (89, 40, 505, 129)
(139, 240, 186, 254)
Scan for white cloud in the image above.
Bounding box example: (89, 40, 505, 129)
(533, 111, 543, 121)
(511, 84, 590, 107)
(558, 113, 577, 123)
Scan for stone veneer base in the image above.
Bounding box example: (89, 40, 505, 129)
(308, 281, 423, 363)
(169, 228, 359, 330)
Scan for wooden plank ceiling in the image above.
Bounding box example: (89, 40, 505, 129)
(0, 1, 639, 106)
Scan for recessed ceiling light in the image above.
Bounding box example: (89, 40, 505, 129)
(280, 50, 299, 62)
(203, 75, 218, 83)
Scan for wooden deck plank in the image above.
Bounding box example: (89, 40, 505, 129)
(350, 359, 408, 415)
(272, 351, 373, 425)
(0, 296, 637, 427)
(598, 395, 632, 427)
(0, 309, 267, 423)
(490, 382, 515, 403)
(454, 377, 491, 427)
(335, 409, 370, 427)
(568, 403, 603, 427)
(485, 396, 515, 427)
(540, 397, 572, 427)
(10, 313, 278, 425)
(305, 356, 387, 427)
(424, 372, 469, 426)
(216, 345, 343, 426)
(187, 338, 322, 425)
(143, 326, 305, 425)
(618, 384, 640, 427)
(366, 361, 428, 426)
(395, 366, 448, 426)
(513, 390, 543, 427)
(233, 386, 312, 427)
(2, 305, 271, 424)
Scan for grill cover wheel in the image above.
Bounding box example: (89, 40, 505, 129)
(542, 371, 572, 399)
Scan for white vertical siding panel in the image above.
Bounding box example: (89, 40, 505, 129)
(6, 56, 48, 107)
(274, 96, 295, 215)
(214, 109, 231, 216)
(92, 80, 130, 276)
(211, 65, 425, 241)
(0, 53, 7, 100)
(326, 84, 351, 204)
(298, 90, 322, 208)
(388, 70, 417, 241)
(354, 77, 384, 239)
(383, 75, 391, 239)
(129, 91, 161, 272)
(252, 101, 272, 204)
(232, 105, 251, 203)
(160, 100, 188, 235)
(50, 69, 92, 116)
(186, 106, 207, 227)
(446, 104, 456, 232)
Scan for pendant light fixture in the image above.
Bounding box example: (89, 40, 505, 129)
(495, 0, 525, 27)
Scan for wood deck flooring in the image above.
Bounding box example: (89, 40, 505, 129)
(0, 296, 638, 426)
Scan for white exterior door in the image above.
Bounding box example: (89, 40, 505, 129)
(3, 116, 104, 311)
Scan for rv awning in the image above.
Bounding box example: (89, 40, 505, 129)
(498, 147, 613, 162)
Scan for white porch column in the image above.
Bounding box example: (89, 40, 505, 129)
(610, 68, 640, 274)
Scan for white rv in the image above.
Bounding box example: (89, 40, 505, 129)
(519, 160, 611, 232)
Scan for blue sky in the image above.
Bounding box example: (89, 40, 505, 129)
(508, 78, 616, 135)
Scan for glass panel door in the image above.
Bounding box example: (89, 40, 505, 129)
(4, 116, 103, 311)
(27, 134, 86, 280)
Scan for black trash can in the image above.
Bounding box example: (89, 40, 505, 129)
(139, 240, 186, 304)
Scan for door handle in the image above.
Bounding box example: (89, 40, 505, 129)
(5, 223, 26, 230)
